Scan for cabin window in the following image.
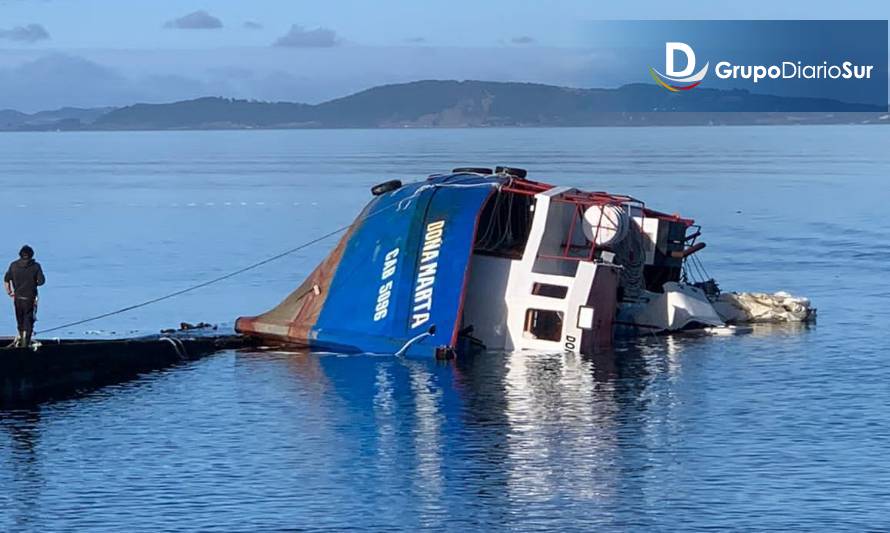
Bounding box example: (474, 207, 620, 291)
(577, 306, 595, 330)
(523, 309, 563, 341)
(532, 283, 568, 299)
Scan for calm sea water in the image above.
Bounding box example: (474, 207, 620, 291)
(0, 127, 888, 531)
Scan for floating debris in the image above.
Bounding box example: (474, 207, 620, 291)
(713, 291, 816, 324)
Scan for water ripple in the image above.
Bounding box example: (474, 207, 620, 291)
(1, 126, 889, 531)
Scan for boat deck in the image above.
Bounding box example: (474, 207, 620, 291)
(0, 334, 252, 406)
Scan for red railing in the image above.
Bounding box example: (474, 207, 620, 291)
(500, 176, 694, 265)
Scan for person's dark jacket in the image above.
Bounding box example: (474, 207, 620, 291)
(4, 258, 45, 299)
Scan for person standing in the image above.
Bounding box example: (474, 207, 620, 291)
(4, 245, 45, 348)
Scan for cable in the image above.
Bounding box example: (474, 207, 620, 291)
(394, 329, 434, 358)
(36, 196, 402, 335)
(694, 253, 712, 280)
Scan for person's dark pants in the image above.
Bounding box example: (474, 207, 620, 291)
(14, 297, 36, 339)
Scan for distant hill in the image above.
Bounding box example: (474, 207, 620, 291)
(2, 81, 888, 131)
(93, 97, 312, 130)
(0, 106, 115, 130)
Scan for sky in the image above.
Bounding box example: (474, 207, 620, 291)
(0, 0, 888, 111)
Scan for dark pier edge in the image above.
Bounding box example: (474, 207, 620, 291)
(0, 335, 254, 407)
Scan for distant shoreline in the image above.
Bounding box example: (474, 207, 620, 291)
(2, 120, 888, 133)
(1, 80, 886, 132)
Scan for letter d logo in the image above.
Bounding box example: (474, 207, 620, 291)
(666, 42, 696, 77)
(650, 42, 709, 92)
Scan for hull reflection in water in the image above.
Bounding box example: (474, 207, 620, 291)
(260, 338, 696, 527)
(0, 322, 841, 531)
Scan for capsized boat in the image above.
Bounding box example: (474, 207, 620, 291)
(235, 167, 814, 358)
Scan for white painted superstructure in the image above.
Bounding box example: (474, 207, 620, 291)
(459, 172, 741, 354)
(462, 186, 621, 354)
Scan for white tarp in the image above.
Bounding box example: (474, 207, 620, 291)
(712, 291, 816, 324)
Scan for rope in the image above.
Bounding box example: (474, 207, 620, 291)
(160, 336, 187, 360)
(394, 328, 435, 358)
(397, 180, 499, 211)
(36, 195, 403, 335)
(614, 217, 645, 300)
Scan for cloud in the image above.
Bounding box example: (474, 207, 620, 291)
(164, 10, 223, 30)
(0, 54, 217, 111)
(0, 54, 129, 111)
(405, 37, 426, 44)
(274, 25, 339, 48)
(243, 21, 263, 30)
(0, 46, 605, 112)
(0, 24, 50, 43)
(511, 35, 536, 45)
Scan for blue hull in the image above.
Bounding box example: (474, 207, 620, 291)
(237, 173, 500, 358)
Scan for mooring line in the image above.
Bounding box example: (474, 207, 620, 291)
(36, 195, 404, 335)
